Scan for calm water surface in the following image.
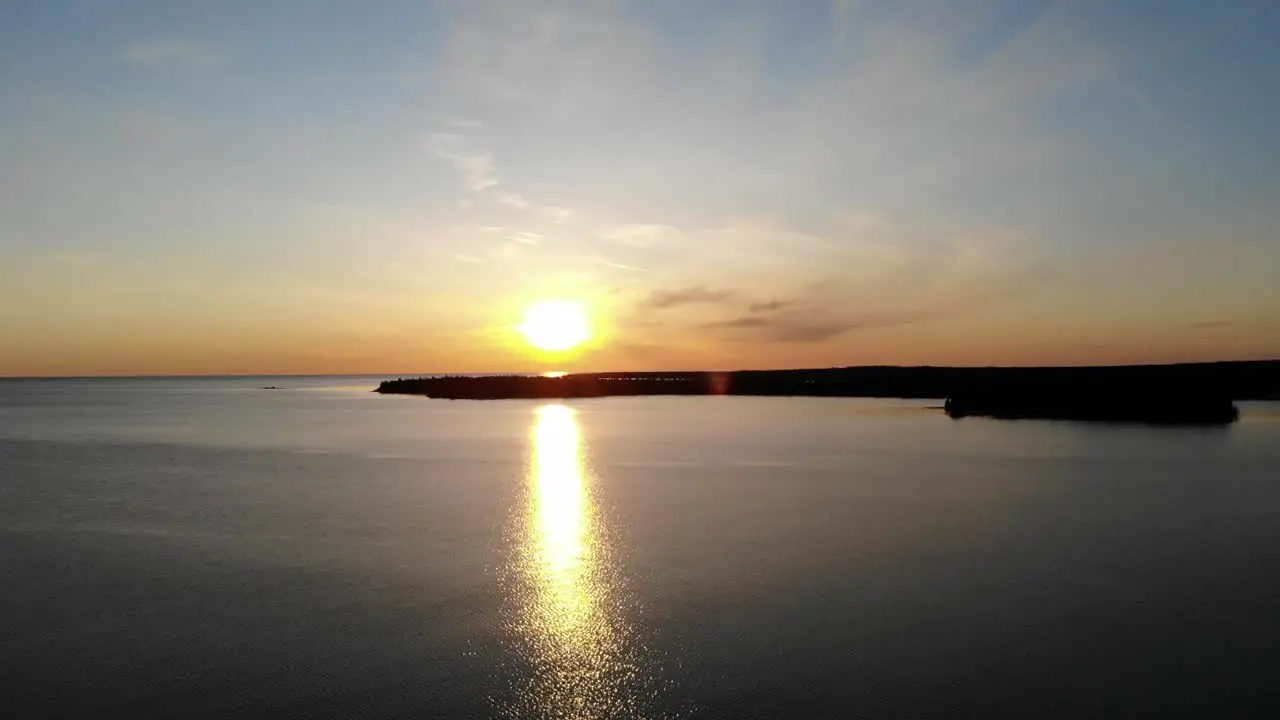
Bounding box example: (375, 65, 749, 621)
(2, 377, 1279, 718)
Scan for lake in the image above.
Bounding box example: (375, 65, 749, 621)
(2, 377, 1279, 718)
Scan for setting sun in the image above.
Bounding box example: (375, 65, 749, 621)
(519, 300, 590, 352)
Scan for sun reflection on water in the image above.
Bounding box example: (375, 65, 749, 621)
(507, 405, 657, 720)
(532, 405, 593, 635)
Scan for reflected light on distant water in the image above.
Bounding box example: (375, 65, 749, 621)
(507, 405, 654, 720)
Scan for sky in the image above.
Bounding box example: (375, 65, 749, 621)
(2, 0, 1279, 376)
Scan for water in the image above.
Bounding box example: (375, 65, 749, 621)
(2, 377, 1279, 718)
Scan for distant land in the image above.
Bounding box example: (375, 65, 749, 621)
(376, 360, 1280, 424)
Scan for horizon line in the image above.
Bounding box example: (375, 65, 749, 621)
(4, 358, 1279, 381)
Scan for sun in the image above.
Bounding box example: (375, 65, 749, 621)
(519, 300, 590, 352)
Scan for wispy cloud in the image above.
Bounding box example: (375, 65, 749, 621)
(594, 255, 646, 272)
(703, 309, 930, 344)
(497, 193, 573, 223)
(748, 300, 789, 313)
(455, 153, 497, 192)
(440, 116, 484, 130)
(428, 129, 575, 225)
(7, 1, 1274, 373)
(543, 206, 574, 224)
(640, 286, 737, 311)
(617, 214, 1051, 348)
(693, 273, 1036, 344)
(604, 224, 677, 247)
(429, 0, 1135, 246)
(123, 40, 223, 70)
(427, 132, 496, 192)
(497, 192, 530, 210)
(506, 231, 541, 245)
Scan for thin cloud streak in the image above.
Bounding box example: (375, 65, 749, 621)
(703, 310, 930, 344)
(594, 256, 646, 272)
(748, 300, 789, 313)
(604, 224, 677, 247)
(506, 231, 541, 246)
(640, 286, 737, 311)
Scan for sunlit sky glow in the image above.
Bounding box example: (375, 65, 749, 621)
(2, 0, 1279, 376)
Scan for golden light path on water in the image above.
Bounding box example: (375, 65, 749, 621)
(533, 405, 592, 633)
(510, 405, 654, 720)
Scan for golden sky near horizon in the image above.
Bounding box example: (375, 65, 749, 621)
(3, 1, 1279, 376)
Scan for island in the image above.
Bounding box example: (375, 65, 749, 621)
(943, 386, 1240, 424)
(375, 360, 1280, 424)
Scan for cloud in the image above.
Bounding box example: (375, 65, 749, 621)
(622, 222, 1050, 346)
(495, 192, 528, 210)
(451, 223, 506, 235)
(427, 132, 498, 192)
(455, 153, 497, 192)
(604, 224, 676, 247)
(1190, 320, 1235, 329)
(506, 231, 541, 245)
(451, 227, 540, 262)
(602, 207, 1049, 354)
(703, 309, 929, 343)
(123, 40, 223, 70)
(748, 300, 788, 313)
(428, 0, 1135, 244)
(495, 192, 574, 223)
(543, 206, 574, 224)
(427, 121, 576, 224)
(594, 255, 646, 272)
(640, 286, 736, 311)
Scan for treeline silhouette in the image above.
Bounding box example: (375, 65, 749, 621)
(376, 361, 1278, 423)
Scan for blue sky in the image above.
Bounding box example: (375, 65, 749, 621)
(2, 0, 1279, 374)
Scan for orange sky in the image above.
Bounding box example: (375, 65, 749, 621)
(3, 1, 1279, 376)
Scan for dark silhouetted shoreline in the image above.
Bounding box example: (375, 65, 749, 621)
(943, 387, 1240, 424)
(376, 360, 1280, 424)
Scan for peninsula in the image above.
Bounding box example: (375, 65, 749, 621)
(376, 360, 1280, 424)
